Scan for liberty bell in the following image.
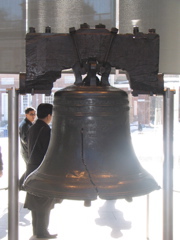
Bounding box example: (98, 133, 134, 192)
(24, 59, 160, 203)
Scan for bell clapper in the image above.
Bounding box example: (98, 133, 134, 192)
(84, 200, 91, 207)
(125, 197, 133, 202)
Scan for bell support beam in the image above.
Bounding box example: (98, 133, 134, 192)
(8, 88, 19, 240)
(163, 88, 175, 240)
(20, 25, 162, 95)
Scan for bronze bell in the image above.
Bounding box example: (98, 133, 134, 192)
(24, 84, 160, 201)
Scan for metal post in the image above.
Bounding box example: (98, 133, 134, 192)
(163, 88, 174, 240)
(146, 194, 149, 240)
(8, 88, 19, 240)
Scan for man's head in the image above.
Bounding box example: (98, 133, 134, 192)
(37, 103, 53, 124)
(25, 107, 36, 123)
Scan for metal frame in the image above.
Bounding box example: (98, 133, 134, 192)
(8, 88, 19, 240)
(163, 88, 174, 240)
(7, 88, 174, 240)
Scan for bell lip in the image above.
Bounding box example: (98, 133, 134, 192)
(23, 168, 161, 200)
(23, 179, 160, 200)
(23, 186, 160, 200)
(23, 185, 98, 201)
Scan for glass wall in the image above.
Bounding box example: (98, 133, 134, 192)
(0, 0, 26, 73)
(119, 0, 180, 74)
(28, 0, 115, 33)
(0, 1, 180, 240)
(0, 72, 179, 239)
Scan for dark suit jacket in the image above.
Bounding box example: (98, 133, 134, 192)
(24, 119, 55, 210)
(19, 118, 33, 164)
(27, 119, 51, 171)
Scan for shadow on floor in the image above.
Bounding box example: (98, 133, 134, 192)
(95, 200, 131, 238)
(0, 208, 8, 239)
(0, 202, 31, 239)
(19, 202, 31, 227)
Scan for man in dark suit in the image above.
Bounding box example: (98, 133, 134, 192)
(24, 103, 57, 239)
(19, 107, 36, 165)
(19, 107, 36, 189)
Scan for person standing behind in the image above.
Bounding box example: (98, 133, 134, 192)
(19, 107, 36, 189)
(24, 103, 57, 239)
(19, 107, 36, 165)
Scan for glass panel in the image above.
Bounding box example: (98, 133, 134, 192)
(119, 0, 180, 74)
(0, 72, 180, 239)
(28, 0, 115, 33)
(113, 73, 180, 239)
(0, 0, 115, 73)
(44, 94, 54, 104)
(0, 0, 26, 73)
(0, 2, 179, 238)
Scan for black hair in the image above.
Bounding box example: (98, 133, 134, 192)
(25, 107, 36, 114)
(37, 103, 53, 119)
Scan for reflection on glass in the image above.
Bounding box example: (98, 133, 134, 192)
(0, 72, 179, 239)
(0, 0, 26, 72)
(28, 0, 115, 32)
